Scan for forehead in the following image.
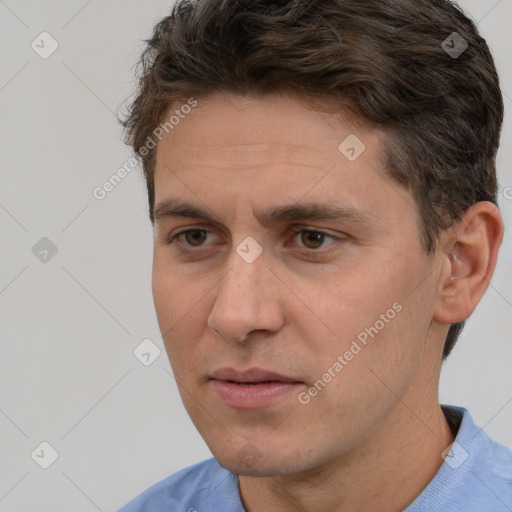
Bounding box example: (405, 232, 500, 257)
(151, 92, 415, 227)
(154, 92, 385, 178)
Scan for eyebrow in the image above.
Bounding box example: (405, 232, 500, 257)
(153, 199, 376, 227)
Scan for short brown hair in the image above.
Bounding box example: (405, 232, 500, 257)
(120, 0, 504, 359)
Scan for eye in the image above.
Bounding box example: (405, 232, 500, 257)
(170, 228, 216, 247)
(167, 227, 341, 251)
(290, 227, 339, 250)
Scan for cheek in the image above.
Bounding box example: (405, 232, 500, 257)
(152, 257, 190, 359)
(336, 268, 436, 396)
(151, 257, 214, 373)
(151, 251, 200, 331)
(151, 262, 175, 333)
(290, 264, 393, 351)
(301, 255, 432, 371)
(304, 299, 427, 435)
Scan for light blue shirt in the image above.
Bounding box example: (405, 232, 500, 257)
(118, 406, 512, 511)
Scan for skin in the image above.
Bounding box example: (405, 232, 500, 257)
(151, 91, 504, 512)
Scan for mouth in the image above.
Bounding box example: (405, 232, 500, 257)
(209, 367, 304, 408)
(210, 367, 301, 384)
(227, 381, 277, 385)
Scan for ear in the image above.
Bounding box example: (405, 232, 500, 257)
(433, 201, 504, 324)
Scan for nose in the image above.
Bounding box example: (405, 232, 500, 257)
(207, 251, 285, 343)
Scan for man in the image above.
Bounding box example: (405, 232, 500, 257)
(118, 0, 511, 510)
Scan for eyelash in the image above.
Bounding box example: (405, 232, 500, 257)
(167, 226, 341, 251)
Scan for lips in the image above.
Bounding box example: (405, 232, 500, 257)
(210, 367, 300, 384)
(210, 367, 304, 408)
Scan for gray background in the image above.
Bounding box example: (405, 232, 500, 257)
(0, 1, 510, 510)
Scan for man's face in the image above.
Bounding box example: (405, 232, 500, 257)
(152, 92, 443, 476)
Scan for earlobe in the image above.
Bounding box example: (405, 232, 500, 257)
(433, 202, 504, 324)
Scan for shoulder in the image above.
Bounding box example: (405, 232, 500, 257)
(117, 457, 239, 512)
(408, 406, 512, 512)
(454, 406, 512, 480)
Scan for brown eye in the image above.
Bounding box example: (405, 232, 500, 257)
(300, 231, 325, 249)
(182, 229, 209, 246)
(290, 228, 339, 251)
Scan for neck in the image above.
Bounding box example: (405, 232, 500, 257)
(238, 388, 455, 512)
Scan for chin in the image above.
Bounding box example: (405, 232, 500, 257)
(218, 458, 293, 478)
(213, 446, 314, 477)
